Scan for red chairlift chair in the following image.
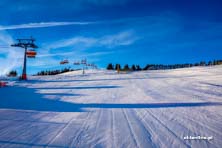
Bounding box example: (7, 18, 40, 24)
(26, 50, 37, 58)
(60, 60, 69, 65)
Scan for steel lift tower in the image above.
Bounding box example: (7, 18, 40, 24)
(11, 37, 38, 80)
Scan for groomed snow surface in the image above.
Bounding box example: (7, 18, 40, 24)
(0, 66, 222, 148)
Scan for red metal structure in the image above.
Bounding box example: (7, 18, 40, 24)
(0, 81, 7, 87)
(11, 37, 38, 80)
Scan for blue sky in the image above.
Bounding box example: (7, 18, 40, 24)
(0, 0, 222, 75)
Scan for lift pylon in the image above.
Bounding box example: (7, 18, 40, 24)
(11, 37, 38, 80)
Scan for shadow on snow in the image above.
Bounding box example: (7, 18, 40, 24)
(77, 102, 222, 109)
(0, 85, 221, 112)
(200, 82, 222, 88)
(29, 77, 148, 83)
(0, 86, 83, 112)
(33, 86, 121, 89)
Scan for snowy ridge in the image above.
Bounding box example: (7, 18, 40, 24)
(0, 66, 222, 147)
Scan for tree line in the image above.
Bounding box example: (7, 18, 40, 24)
(6, 59, 222, 77)
(107, 60, 222, 71)
(7, 70, 17, 77)
(34, 68, 79, 76)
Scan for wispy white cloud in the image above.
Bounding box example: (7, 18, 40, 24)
(37, 51, 76, 58)
(29, 58, 59, 67)
(0, 31, 23, 75)
(47, 30, 138, 50)
(37, 50, 112, 58)
(99, 31, 138, 47)
(47, 37, 97, 49)
(84, 51, 113, 57)
(0, 21, 94, 30)
(0, 15, 171, 31)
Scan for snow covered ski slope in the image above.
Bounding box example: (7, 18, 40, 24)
(0, 66, 222, 148)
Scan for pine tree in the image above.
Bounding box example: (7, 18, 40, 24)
(123, 64, 130, 71)
(131, 65, 136, 71)
(8, 70, 17, 77)
(136, 65, 142, 71)
(200, 61, 206, 66)
(208, 61, 213, 66)
(115, 64, 121, 70)
(107, 63, 114, 70)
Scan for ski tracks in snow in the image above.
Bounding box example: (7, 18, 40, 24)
(1, 67, 222, 147)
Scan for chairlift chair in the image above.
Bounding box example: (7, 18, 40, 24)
(60, 59, 69, 65)
(81, 59, 87, 64)
(26, 49, 37, 58)
(74, 62, 80, 65)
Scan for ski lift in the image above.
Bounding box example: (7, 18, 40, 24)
(26, 49, 37, 58)
(74, 61, 80, 65)
(81, 59, 87, 64)
(60, 59, 69, 65)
